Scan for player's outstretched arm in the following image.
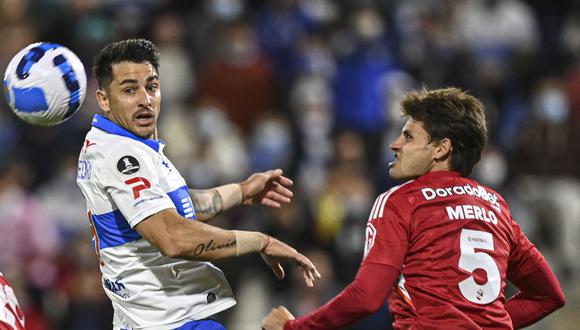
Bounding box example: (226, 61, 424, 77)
(134, 208, 318, 287)
(262, 263, 399, 330)
(189, 169, 293, 221)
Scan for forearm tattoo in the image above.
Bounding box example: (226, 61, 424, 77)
(189, 189, 223, 220)
(193, 238, 236, 257)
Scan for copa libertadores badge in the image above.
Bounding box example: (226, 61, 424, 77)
(117, 156, 140, 175)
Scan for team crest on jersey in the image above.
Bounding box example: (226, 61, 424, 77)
(117, 155, 140, 175)
(207, 292, 216, 303)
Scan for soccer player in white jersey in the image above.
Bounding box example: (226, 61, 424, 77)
(76, 39, 320, 330)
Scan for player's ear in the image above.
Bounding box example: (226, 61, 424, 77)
(96, 89, 111, 114)
(433, 137, 452, 161)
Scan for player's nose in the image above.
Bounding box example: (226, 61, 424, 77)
(137, 87, 152, 107)
(390, 136, 403, 151)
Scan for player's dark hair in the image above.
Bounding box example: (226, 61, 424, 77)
(93, 38, 160, 89)
(400, 87, 488, 176)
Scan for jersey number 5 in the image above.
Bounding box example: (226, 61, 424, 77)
(458, 229, 501, 304)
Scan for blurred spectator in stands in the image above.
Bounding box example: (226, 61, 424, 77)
(515, 77, 575, 175)
(0, 22, 37, 70)
(226, 270, 272, 330)
(454, 0, 539, 87)
(291, 75, 334, 197)
(249, 113, 293, 173)
(56, 236, 112, 330)
(453, 0, 539, 148)
(184, 0, 245, 66)
(255, 0, 335, 86)
(0, 163, 60, 284)
(313, 131, 374, 276)
(37, 156, 88, 241)
(333, 6, 400, 169)
(34, 0, 114, 64)
(0, 163, 60, 329)
(394, 0, 461, 87)
(0, 0, 28, 24)
(275, 248, 341, 317)
(197, 21, 277, 134)
(181, 103, 249, 187)
(151, 11, 194, 111)
(560, 3, 580, 63)
(291, 33, 336, 80)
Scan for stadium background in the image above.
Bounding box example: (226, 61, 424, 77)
(1, 0, 579, 329)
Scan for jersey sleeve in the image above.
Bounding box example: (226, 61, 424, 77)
(506, 216, 544, 281)
(505, 257, 566, 328)
(362, 194, 410, 270)
(284, 263, 399, 330)
(97, 143, 176, 228)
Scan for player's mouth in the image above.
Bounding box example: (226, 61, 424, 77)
(389, 154, 399, 168)
(135, 111, 155, 126)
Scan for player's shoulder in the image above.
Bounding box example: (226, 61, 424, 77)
(84, 128, 153, 158)
(381, 180, 417, 199)
(81, 128, 160, 182)
(371, 180, 417, 213)
(379, 178, 431, 203)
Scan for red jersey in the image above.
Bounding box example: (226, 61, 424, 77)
(363, 171, 543, 329)
(0, 273, 24, 330)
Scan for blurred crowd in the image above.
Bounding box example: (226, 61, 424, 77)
(1, 0, 579, 329)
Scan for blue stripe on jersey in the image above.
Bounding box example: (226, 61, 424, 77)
(167, 186, 196, 220)
(173, 319, 225, 330)
(92, 114, 162, 152)
(92, 209, 142, 249)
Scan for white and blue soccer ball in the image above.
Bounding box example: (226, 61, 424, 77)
(3, 42, 87, 126)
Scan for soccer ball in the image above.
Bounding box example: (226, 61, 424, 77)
(3, 42, 87, 126)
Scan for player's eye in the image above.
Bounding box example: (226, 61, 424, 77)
(147, 84, 158, 92)
(123, 87, 136, 94)
(404, 133, 412, 140)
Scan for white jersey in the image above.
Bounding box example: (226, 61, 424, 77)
(76, 115, 236, 330)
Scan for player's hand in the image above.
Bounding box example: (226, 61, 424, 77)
(239, 169, 293, 208)
(262, 306, 295, 330)
(260, 236, 321, 287)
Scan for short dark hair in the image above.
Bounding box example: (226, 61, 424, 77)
(400, 87, 488, 176)
(93, 38, 160, 89)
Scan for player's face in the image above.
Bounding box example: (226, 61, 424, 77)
(98, 61, 161, 139)
(389, 118, 438, 180)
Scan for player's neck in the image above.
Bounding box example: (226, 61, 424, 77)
(430, 160, 452, 173)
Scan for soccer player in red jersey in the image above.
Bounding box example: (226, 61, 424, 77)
(0, 273, 24, 330)
(262, 87, 565, 329)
